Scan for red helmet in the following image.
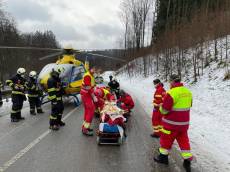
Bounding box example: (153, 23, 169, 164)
(94, 88, 103, 97)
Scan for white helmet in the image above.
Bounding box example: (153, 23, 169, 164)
(29, 71, 37, 78)
(17, 68, 26, 77)
(64, 44, 73, 50)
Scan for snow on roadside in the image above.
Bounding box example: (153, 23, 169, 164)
(0, 99, 12, 117)
(113, 62, 230, 172)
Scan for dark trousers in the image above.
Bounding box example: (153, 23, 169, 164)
(11, 94, 24, 119)
(29, 97, 42, 113)
(50, 100, 64, 126)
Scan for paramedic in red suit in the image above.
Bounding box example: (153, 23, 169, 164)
(151, 79, 166, 138)
(81, 67, 97, 136)
(154, 74, 193, 172)
(117, 90, 134, 112)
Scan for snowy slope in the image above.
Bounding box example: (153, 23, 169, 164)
(111, 61, 230, 172)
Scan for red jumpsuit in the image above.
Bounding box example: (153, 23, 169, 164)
(117, 93, 134, 112)
(152, 83, 166, 136)
(81, 72, 95, 131)
(159, 83, 193, 160)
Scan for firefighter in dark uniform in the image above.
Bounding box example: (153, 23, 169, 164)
(0, 81, 3, 106)
(6, 68, 27, 122)
(47, 67, 65, 130)
(26, 71, 44, 115)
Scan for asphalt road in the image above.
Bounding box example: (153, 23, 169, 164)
(0, 98, 189, 172)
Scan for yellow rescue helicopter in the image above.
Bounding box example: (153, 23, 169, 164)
(0, 45, 125, 106)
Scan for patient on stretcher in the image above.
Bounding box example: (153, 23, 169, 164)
(100, 101, 127, 136)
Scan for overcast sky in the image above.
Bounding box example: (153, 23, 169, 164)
(5, 0, 123, 49)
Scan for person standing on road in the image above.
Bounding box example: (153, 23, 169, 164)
(108, 78, 120, 98)
(47, 68, 65, 131)
(154, 74, 193, 172)
(6, 68, 27, 122)
(109, 75, 113, 82)
(0, 81, 3, 106)
(150, 79, 166, 138)
(81, 67, 97, 136)
(26, 71, 44, 115)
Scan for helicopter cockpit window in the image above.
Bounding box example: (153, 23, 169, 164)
(71, 66, 85, 82)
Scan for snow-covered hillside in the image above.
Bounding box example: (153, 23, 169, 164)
(102, 60, 230, 171)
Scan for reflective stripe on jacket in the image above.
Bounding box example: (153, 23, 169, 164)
(26, 78, 40, 97)
(6, 74, 26, 95)
(47, 77, 63, 102)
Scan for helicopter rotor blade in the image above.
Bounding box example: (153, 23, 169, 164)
(73, 49, 81, 53)
(0, 46, 61, 51)
(84, 52, 126, 62)
(39, 52, 63, 61)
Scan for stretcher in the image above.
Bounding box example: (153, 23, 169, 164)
(96, 101, 126, 145)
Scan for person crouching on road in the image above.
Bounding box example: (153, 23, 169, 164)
(154, 74, 193, 172)
(94, 87, 114, 115)
(47, 68, 65, 131)
(117, 90, 134, 119)
(26, 71, 44, 115)
(81, 67, 97, 136)
(151, 79, 166, 138)
(6, 68, 27, 122)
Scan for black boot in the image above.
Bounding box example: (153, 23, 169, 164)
(57, 115, 65, 126)
(183, 159, 191, 172)
(37, 108, 44, 114)
(49, 125, 59, 131)
(17, 112, 25, 120)
(11, 118, 20, 122)
(30, 110, 36, 115)
(154, 153, 169, 165)
(82, 128, 93, 136)
(59, 121, 65, 127)
(150, 133, 160, 138)
(88, 128, 93, 131)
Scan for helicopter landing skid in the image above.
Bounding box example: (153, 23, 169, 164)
(70, 94, 81, 107)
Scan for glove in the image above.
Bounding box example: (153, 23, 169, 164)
(93, 96, 98, 103)
(14, 85, 19, 90)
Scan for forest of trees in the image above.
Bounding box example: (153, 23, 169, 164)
(120, 0, 230, 81)
(0, 2, 60, 81)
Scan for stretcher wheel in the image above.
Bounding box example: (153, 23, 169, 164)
(96, 136, 101, 145)
(117, 137, 122, 145)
